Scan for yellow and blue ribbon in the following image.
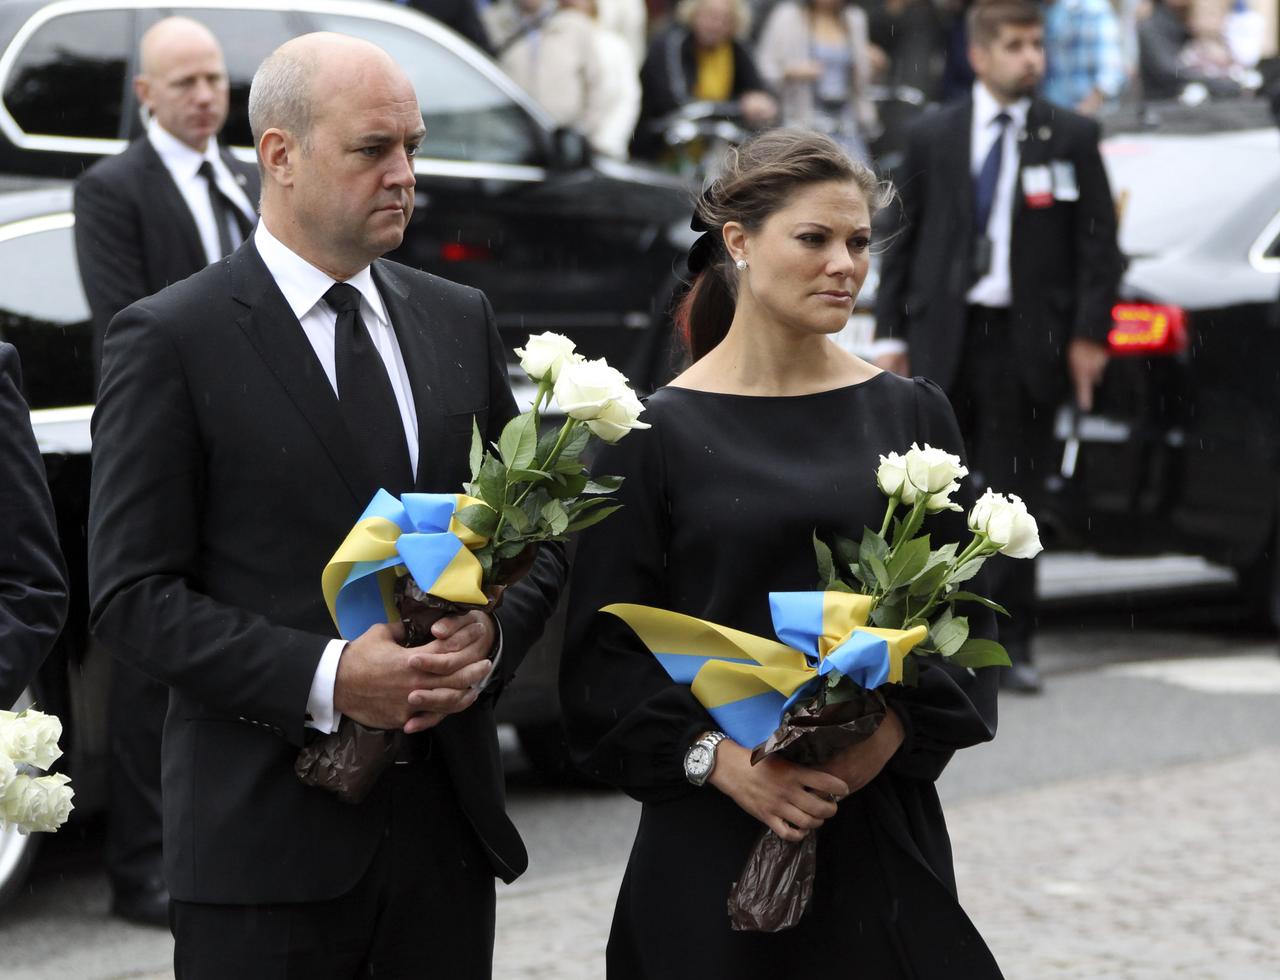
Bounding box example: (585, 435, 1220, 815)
(603, 592, 927, 748)
(322, 489, 491, 639)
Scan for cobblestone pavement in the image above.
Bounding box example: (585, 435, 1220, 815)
(492, 749, 1280, 979)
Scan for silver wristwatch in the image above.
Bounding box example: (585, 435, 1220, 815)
(683, 730, 727, 786)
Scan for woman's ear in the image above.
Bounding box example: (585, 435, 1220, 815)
(722, 221, 748, 265)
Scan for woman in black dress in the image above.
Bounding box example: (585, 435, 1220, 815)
(560, 129, 1003, 979)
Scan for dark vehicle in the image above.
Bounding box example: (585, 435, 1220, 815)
(1042, 100, 1280, 613)
(0, 0, 696, 906)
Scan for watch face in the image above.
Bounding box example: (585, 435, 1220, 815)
(686, 744, 713, 776)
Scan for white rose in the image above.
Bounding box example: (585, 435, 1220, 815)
(968, 490, 1043, 559)
(876, 452, 911, 500)
(514, 332, 580, 384)
(584, 387, 650, 443)
(553, 356, 645, 430)
(2, 773, 74, 834)
(0, 709, 63, 770)
(904, 443, 969, 497)
(0, 751, 16, 797)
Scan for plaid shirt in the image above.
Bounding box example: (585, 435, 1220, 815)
(1043, 0, 1127, 109)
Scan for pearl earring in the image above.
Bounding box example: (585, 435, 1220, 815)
(735, 258, 748, 271)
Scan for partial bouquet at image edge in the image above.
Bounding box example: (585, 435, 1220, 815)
(294, 332, 650, 803)
(604, 443, 1041, 931)
(0, 709, 74, 835)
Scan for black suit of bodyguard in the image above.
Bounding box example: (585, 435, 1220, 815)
(876, 0, 1122, 687)
(73, 18, 260, 925)
(88, 34, 564, 976)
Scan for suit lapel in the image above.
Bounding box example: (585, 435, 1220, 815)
(373, 261, 447, 492)
(229, 242, 368, 506)
(140, 139, 206, 272)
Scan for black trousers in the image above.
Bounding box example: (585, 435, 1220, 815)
(106, 656, 166, 895)
(171, 751, 496, 980)
(949, 306, 1055, 664)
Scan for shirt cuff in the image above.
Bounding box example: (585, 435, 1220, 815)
(475, 617, 503, 692)
(305, 639, 346, 733)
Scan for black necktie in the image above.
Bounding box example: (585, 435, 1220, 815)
(197, 160, 253, 258)
(973, 111, 1011, 235)
(325, 283, 414, 494)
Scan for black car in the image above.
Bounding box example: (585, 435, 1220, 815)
(1041, 100, 1280, 614)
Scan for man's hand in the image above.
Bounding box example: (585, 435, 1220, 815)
(874, 350, 911, 377)
(709, 740, 850, 843)
(818, 707, 904, 794)
(1067, 337, 1109, 412)
(402, 610, 496, 734)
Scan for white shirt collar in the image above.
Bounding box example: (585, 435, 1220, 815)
(147, 116, 225, 179)
(972, 81, 1031, 132)
(253, 219, 389, 328)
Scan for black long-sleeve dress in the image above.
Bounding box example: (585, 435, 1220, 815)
(561, 372, 1004, 978)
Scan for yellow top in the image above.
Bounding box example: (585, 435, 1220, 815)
(693, 42, 735, 102)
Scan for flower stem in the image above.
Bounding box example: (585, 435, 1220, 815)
(878, 496, 898, 539)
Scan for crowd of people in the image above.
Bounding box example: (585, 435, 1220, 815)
(411, 0, 1272, 162)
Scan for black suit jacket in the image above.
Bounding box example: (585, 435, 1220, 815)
(0, 343, 68, 709)
(73, 136, 261, 378)
(87, 241, 566, 904)
(875, 95, 1124, 400)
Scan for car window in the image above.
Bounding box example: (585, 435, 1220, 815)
(308, 13, 544, 166)
(0, 220, 93, 410)
(3, 10, 132, 140)
(172, 9, 301, 148)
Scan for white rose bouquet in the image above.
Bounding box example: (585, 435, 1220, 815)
(0, 709, 74, 834)
(815, 442, 1042, 680)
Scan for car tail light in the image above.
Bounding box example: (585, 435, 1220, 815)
(1107, 303, 1188, 356)
(440, 242, 492, 263)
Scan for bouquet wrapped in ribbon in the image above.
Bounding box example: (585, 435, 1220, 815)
(0, 708, 74, 834)
(605, 443, 1041, 931)
(296, 332, 648, 803)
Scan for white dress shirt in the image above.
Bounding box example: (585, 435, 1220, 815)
(146, 118, 256, 266)
(254, 221, 499, 732)
(965, 82, 1030, 309)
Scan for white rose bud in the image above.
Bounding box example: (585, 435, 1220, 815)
(514, 332, 580, 384)
(923, 479, 964, 514)
(554, 357, 627, 420)
(3, 772, 74, 834)
(0, 710, 63, 770)
(876, 452, 911, 501)
(904, 443, 969, 497)
(968, 490, 1043, 559)
(585, 387, 650, 443)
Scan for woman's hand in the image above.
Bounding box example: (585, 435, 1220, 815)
(709, 740, 850, 843)
(819, 707, 905, 794)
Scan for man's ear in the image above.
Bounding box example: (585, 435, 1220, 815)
(132, 75, 151, 114)
(968, 43, 988, 78)
(258, 129, 295, 188)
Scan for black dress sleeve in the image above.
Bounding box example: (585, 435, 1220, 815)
(559, 412, 713, 803)
(881, 378, 999, 782)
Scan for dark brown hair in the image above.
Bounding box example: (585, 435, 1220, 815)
(674, 129, 888, 362)
(966, 0, 1042, 48)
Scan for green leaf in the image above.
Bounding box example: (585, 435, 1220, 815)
(548, 472, 590, 499)
(454, 502, 498, 538)
(947, 591, 1010, 616)
(814, 532, 836, 587)
(888, 535, 931, 588)
(541, 498, 570, 535)
(477, 455, 507, 509)
(931, 614, 970, 657)
(502, 504, 530, 535)
(870, 601, 904, 629)
(859, 529, 890, 589)
(469, 419, 484, 481)
(894, 502, 927, 546)
(476, 548, 494, 578)
(949, 638, 1012, 669)
(498, 413, 538, 471)
(550, 425, 591, 470)
(950, 555, 990, 585)
(536, 426, 562, 461)
(865, 553, 890, 590)
(908, 561, 951, 597)
(566, 495, 616, 516)
(508, 468, 553, 483)
(566, 503, 623, 532)
(831, 534, 859, 573)
(826, 579, 855, 594)
(583, 475, 624, 494)
(496, 539, 530, 559)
